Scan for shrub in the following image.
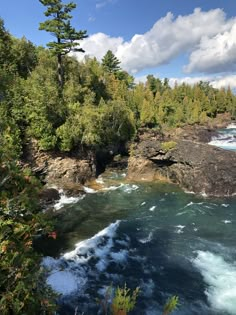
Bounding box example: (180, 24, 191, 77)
(161, 141, 177, 151)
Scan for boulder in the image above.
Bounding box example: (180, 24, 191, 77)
(39, 188, 60, 207)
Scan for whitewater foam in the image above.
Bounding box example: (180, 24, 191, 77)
(83, 186, 97, 193)
(102, 183, 125, 191)
(209, 139, 236, 150)
(222, 204, 229, 208)
(95, 176, 104, 184)
(209, 125, 236, 151)
(47, 270, 80, 295)
(122, 184, 139, 193)
(54, 190, 85, 210)
(149, 206, 156, 211)
(193, 250, 236, 315)
(227, 123, 236, 129)
(175, 225, 185, 234)
(222, 220, 232, 224)
(139, 231, 153, 244)
(43, 221, 121, 295)
(110, 249, 128, 263)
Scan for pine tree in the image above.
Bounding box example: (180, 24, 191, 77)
(39, 0, 87, 92)
(102, 50, 121, 74)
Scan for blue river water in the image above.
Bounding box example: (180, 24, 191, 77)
(43, 125, 236, 315)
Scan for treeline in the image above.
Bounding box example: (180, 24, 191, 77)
(1, 19, 236, 156)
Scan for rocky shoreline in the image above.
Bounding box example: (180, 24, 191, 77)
(23, 115, 235, 201)
(127, 137, 236, 197)
(127, 115, 236, 197)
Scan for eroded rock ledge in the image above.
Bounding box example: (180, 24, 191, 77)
(22, 140, 96, 190)
(127, 132, 236, 197)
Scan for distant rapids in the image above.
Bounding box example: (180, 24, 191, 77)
(209, 123, 236, 151)
(42, 169, 236, 315)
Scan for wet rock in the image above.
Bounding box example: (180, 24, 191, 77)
(39, 188, 60, 202)
(39, 187, 60, 208)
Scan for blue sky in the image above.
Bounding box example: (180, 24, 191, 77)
(1, 0, 236, 88)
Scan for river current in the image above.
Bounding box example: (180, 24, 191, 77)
(43, 125, 236, 315)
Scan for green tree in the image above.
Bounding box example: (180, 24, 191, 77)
(102, 50, 121, 74)
(0, 18, 15, 100)
(0, 128, 57, 314)
(23, 49, 64, 150)
(0, 18, 13, 67)
(39, 0, 87, 91)
(12, 36, 38, 79)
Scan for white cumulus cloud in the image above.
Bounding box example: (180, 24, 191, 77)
(72, 33, 124, 62)
(184, 23, 236, 73)
(73, 8, 236, 75)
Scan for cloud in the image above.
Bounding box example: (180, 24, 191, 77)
(73, 8, 235, 75)
(168, 75, 236, 89)
(88, 16, 96, 22)
(117, 8, 233, 73)
(96, 0, 116, 9)
(72, 33, 124, 62)
(184, 23, 236, 74)
(210, 75, 236, 89)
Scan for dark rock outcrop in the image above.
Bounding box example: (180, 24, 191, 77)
(127, 135, 236, 197)
(38, 188, 60, 207)
(22, 140, 96, 189)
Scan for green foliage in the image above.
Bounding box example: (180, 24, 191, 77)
(39, 0, 87, 55)
(39, 0, 87, 89)
(97, 284, 140, 315)
(56, 100, 136, 150)
(161, 141, 177, 151)
(111, 284, 140, 315)
(0, 18, 14, 67)
(102, 50, 121, 74)
(162, 296, 179, 315)
(12, 36, 38, 79)
(0, 15, 235, 156)
(140, 90, 158, 127)
(23, 49, 65, 150)
(0, 134, 57, 314)
(98, 285, 178, 315)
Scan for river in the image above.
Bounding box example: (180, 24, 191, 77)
(43, 124, 236, 315)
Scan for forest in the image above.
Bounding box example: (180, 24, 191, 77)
(0, 0, 236, 313)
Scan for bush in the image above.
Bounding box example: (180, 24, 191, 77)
(161, 141, 177, 151)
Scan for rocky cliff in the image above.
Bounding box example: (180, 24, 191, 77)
(127, 130, 236, 197)
(22, 140, 96, 190)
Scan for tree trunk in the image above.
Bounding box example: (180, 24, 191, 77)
(57, 52, 63, 91)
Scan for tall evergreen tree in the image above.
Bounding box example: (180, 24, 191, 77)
(39, 0, 87, 92)
(102, 50, 121, 74)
